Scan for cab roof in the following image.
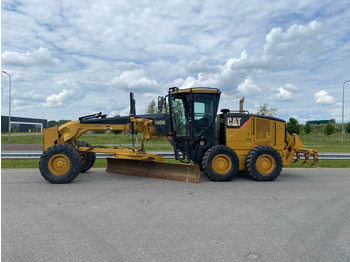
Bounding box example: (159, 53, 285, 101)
(169, 87, 221, 95)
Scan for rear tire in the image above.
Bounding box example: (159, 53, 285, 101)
(76, 141, 96, 173)
(202, 145, 239, 182)
(245, 145, 282, 181)
(39, 144, 81, 184)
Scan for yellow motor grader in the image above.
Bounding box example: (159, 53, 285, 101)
(39, 87, 318, 183)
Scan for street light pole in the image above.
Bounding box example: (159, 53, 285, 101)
(2, 71, 12, 143)
(342, 80, 350, 144)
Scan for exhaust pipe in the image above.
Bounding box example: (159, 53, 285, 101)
(239, 97, 245, 112)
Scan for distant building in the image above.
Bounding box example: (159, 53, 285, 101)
(306, 119, 336, 125)
(1, 116, 47, 132)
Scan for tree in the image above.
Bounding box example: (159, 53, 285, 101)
(287, 117, 301, 135)
(146, 100, 157, 114)
(256, 103, 277, 117)
(146, 99, 167, 114)
(48, 120, 59, 128)
(346, 122, 350, 134)
(304, 122, 312, 134)
(323, 123, 335, 136)
(58, 119, 71, 125)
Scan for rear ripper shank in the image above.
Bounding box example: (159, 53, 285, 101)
(39, 87, 318, 184)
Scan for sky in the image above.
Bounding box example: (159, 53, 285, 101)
(1, 0, 350, 123)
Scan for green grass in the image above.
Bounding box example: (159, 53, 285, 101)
(1, 133, 44, 144)
(2, 159, 349, 169)
(1, 159, 106, 169)
(1, 158, 185, 169)
(298, 124, 350, 152)
(286, 160, 350, 168)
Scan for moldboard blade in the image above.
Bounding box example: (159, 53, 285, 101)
(106, 158, 200, 183)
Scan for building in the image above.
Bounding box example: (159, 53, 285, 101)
(306, 119, 336, 125)
(1, 116, 47, 132)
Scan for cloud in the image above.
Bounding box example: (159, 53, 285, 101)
(1, 1, 349, 121)
(185, 57, 219, 74)
(41, 79, 89, 108)
(1, 47, 61, 67)
(263, 20, 321, 65)
(111, 70, 159, 92)
(176, 21, 322, 97)
(283, 83, 298, 91)
(232, 21, 321, 70)
(274, 86, 293, 101)
(41, 89, 75, 107)
(237, 78, 261, 96)
(314, 90, 335, 105)
(177, 51, 250, 93)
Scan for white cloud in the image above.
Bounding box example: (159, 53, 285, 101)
(283, 83, 298, 91)
(314, 90, 335, 105)
(238, 78, 261, 97)
(1, 47, 60, 67)
(274, 86, 293, 101)
(185, 57, 219, 74)
(232, 21, 321, 71)
(41, 89, 74, 107)
(111, 70, 159, 91)
(177, 51, 250, 93)
(264, 21, 321, 64)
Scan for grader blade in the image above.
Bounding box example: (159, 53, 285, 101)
(106, 158, 200, 183)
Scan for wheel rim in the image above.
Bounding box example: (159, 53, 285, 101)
(48, 154, 71, 176)
(212, 154, 232, 175)
(256, 154, 275, 175)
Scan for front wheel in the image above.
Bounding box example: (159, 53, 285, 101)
(245, 145, 282, 181)
(202, 145, 239, 182)
(39, 144, 81, 183)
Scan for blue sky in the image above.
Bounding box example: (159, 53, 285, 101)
(1, 0, 350, 123)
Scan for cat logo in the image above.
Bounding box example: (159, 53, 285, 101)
(227, 117, 241, 127)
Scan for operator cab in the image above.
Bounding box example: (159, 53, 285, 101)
(161, 87, 221, 163)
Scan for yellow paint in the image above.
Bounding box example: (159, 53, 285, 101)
(256, 154, 276, 175)
(48, 154, 71, 176)
(211, 154, 232, 175)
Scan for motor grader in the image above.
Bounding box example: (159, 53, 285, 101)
(39, 87, 318, 183)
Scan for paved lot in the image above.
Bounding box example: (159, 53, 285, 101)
(2, 168, 350, 262)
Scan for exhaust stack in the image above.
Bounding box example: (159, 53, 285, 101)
(239, 97, 245, 112)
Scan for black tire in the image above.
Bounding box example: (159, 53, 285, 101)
(245, 145, 282, 181)
(39, 144, 81, 184)
(202, 145, 239, 182)
(76, 141, 96, 173)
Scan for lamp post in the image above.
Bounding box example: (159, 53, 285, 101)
(342, 80, 350, 144)
(2, 71, 12, 143)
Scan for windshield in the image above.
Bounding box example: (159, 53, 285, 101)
(171, 97, 189, 136)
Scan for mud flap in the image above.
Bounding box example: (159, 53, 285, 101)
(106, 158, 200, 183)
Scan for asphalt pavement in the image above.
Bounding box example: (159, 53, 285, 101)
(2, 168, 350, 262)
